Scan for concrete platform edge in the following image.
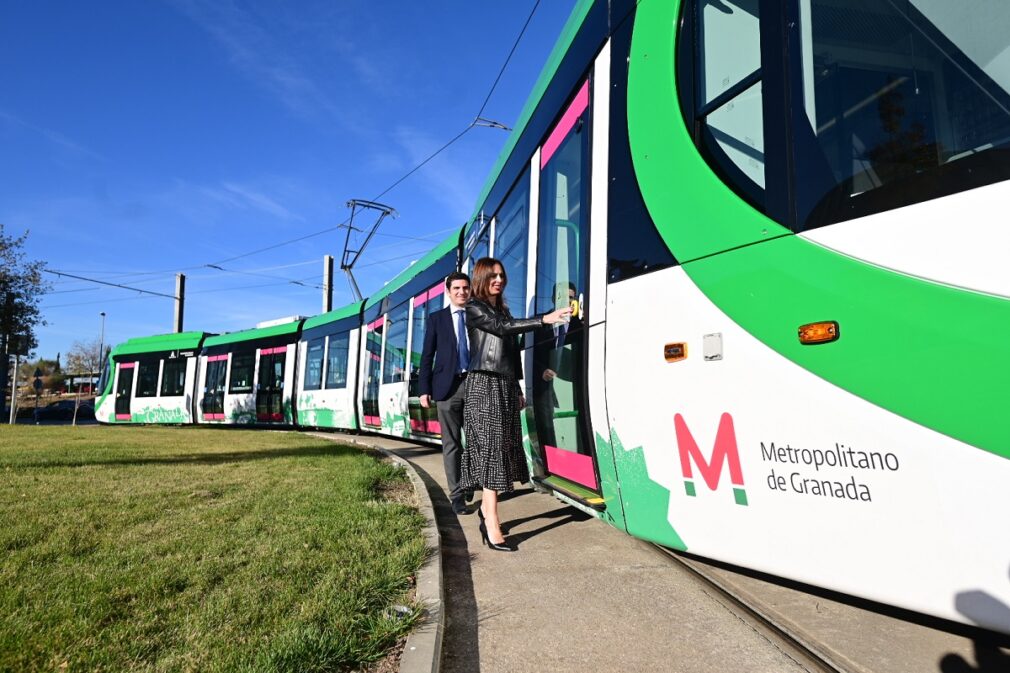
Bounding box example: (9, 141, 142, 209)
(308, 432, 443, 673)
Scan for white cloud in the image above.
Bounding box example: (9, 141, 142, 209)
(0, 108, 104, 161)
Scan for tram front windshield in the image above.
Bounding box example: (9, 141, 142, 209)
(688, 0, 1010, 230)
(802, 0, 1010, 225)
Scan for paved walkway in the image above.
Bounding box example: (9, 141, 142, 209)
(321, 432, 1010, 673)
(355, 436, 813, 673)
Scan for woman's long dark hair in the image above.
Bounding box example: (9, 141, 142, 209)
(470, 257, 507, 308)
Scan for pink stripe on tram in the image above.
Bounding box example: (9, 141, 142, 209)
(410, 419, 425, 431)
(545, 444, 598, 490)
(207, 354, 228, 362)
(368, 318, 384, 331)
(413, 294, 428, 308)
(541, 80, 590, 169)
(428, 283, 444, 300)
(427, 420, 441, 435)
(118, 362, 135, 369)
(115, 414, 131, 421)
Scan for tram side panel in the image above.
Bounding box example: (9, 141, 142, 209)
(94, 351, 198, 425)
(120, 354, 199, 424)
(200, 344, 298, 425)
(295, 325, 360, 431)
(603, 260, 1010, 632)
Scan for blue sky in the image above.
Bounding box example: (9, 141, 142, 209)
(1, 0, 576, 363)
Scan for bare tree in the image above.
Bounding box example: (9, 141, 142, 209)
(66, 337, 105, 376)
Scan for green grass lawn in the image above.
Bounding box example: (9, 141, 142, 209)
(0, 426, 427, 672)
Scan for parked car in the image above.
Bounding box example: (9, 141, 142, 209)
(33, 400, 95, 422)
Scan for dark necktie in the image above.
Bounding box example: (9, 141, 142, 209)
(456, 310, 469, 373)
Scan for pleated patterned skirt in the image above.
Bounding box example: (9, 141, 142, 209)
(459, 371, 530, 492)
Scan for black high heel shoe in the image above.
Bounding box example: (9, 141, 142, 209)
(477, 507, 509, 534)
(478, 521, 515, 552)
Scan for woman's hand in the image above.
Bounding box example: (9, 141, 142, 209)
(542, 306, 573, 325)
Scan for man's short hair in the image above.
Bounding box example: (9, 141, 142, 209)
(445, 271, 470, 289)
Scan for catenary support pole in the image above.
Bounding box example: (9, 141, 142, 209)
(174, 274, 185, 333)
(323, 255, 334, 313)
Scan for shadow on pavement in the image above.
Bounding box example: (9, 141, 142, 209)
(503, 503, 591, 547)
(399, 457, 481, 673)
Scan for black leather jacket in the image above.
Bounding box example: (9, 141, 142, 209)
(465, 298, 543, 380)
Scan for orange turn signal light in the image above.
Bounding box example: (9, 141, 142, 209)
(798, 321, 839, 345)
(664, 342, 688, 362)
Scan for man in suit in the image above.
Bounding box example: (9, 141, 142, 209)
(419, 271, 473, 515)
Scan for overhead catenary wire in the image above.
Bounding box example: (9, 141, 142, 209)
(474, 0, 541, 123)
(43, 270, 177, 299)
(42, 276, 325, 310)
(174, 0, 541, 273)
(42, 3, 543, 312)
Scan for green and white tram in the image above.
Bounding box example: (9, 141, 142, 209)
(98, 0, 1010, 634)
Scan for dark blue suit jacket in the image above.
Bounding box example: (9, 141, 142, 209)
(418, 307, 464, 402)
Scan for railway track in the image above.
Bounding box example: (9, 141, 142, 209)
(654, 546, 1010, 673)
(657, 547, 853, 673)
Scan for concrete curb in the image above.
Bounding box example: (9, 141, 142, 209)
(308, 433, 443, 673)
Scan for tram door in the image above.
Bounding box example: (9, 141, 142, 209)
(529, 80, 600, 496)
(202, 357, 227, 418)
(408, 283, 444, 435)
(256, 348, 285, 422)
(362, 319, 383, 427)
(115, 364, 134, 419)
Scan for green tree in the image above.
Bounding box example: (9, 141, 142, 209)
(1, 225, 49, 355)
(1, 225, 50, 403)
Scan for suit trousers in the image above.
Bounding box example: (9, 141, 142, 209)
(436, 375, 467, 500)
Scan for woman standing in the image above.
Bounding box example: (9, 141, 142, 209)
(460, 257, 571, 551)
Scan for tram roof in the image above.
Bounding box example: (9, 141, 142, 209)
(111, 331, 209, 357)
(466, 0, 593, 224)
(363, 231, 459, 311)
(202, 320, 302, 348)
(303, 300, 364, 331)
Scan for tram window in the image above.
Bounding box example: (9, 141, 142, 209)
(160, 359, 186, 397)
(678, 0, 1010, 230)
(494, 169, 531, 316)
(408, 290, 431, 397)
(679, 0, 766, 208)
(537, 97, 589, 320)
(325, 332, 350, 389)
(796, 0, 1010, 228)
(229, 353, 254, 393)
(97, 356, 112, 395)
(382, 301, 409, 384)
(303, 338, 324, 391)
(136, 362, 159, 398)
(464, 218, 490, 272)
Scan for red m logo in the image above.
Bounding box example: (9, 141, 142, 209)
(675, 413, 747, 505)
